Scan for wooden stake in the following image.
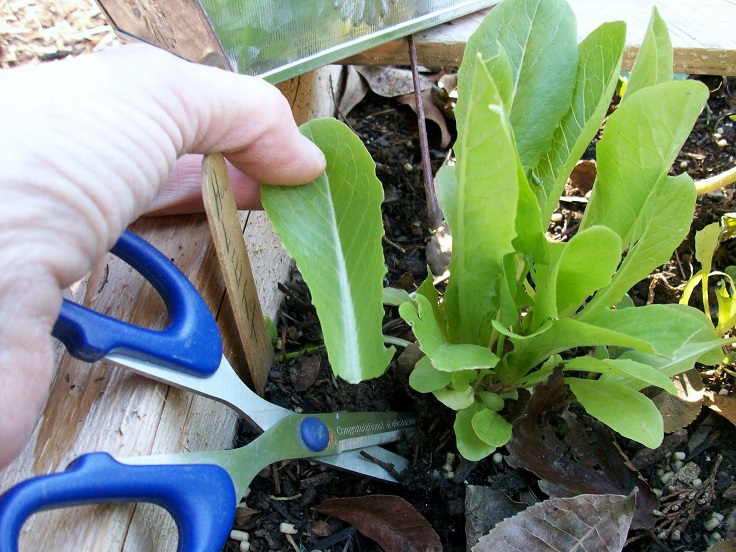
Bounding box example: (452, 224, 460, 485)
(202, 153, 273, 394)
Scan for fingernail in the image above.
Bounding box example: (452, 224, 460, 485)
(301, 135, 327, 171)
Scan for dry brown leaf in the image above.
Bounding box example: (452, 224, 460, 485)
(708, 539, 736, 552)
(430, 73, 458, 120)
(568, 160, 597, 195)
(465, 486, 527, 550)
(398, 90, 452, 148)
(471, 492, 636, 552)
(337, 66, 370, 117)
(651, 369, 704, 433)
(506, 371, 658, 530)
(289, 354, 320, 391)
(317, 495, 442, 552)
(354, 66, 436, 97)
(704, 390, 736, 427)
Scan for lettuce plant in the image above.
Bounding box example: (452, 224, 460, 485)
(263, 0, 727, 462)
(395, 0, 724, 460)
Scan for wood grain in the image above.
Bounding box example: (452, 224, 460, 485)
(342, 0, 736, 76)
(203, 152, 273, 395)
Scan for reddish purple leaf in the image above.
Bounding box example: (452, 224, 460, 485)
(506, 371, 659, 530)
(317, 495, 442, 552)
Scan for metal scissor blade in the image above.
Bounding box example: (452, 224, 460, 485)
(125, 412, 415, 496)
(105, 353, 290, 431)
(105, 354, 415, 482)
(320, 447, 409, 483)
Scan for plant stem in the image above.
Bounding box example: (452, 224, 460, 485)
(407, 34, 444, 230)
(695, 165, 736, 195)
(278, 343, 325, 360)
(383, 335, 413, 348)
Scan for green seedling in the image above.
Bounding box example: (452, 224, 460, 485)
(681, 214, 736, 338)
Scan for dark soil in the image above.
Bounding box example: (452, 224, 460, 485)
(230, 77, 736, 552)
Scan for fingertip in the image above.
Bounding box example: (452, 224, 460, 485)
(296, 135, 327, 183)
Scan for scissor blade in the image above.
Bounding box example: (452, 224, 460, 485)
(325, 411, 417, 452)
(319, 447, 409, 483)
(105, 353, 291, 431)
(125, 412, 416, 493)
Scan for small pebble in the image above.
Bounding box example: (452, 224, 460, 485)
(712, 531, 723, 541)
(713, 512, 725, 522)
(680, 160, 688, 169)
(719, 388, 730, 396)
(714, 133, 723, 140)
(230, 529, 250, 542)
(279, 522, 298, 535)
(692, 478, 703, 487)
(492, 452, 504, 465)
(652, 488, 663, 497)
(673, 451, 686, 461)
(550, 212, 564, 223)
(657, 467, 665, 477)
(660, 471, 674, 485)
(240, 542, 251, 552)
(673, 459, 684, 472)
(670, 529, 681, 541)
(717, 138, 729, 147)
(403, 163, 414, 172)
(704, 517, 721, 531)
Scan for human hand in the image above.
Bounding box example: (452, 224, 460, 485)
(0, 43, 326, 468)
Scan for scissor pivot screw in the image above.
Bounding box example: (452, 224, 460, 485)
(300, 417, 329, 452)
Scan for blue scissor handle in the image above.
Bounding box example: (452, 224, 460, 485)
(52, 230, 222, 377)
(0, 453, 236, 552)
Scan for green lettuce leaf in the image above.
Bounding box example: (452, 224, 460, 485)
(533, 21, 626, 223)
(579, 80, 708, 247)
(459, 0, 579, 171)
(443, 53, 520, 344)
(261, 118, 394, 382)
(567, 377, 664, 448)
(622, 7, 673, 102)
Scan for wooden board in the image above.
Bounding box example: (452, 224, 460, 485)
(0, 64, 343, 551)
(343, 0, 736, 76)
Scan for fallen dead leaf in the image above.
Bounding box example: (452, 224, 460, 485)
(651, 369, 705, 433)
(708, 539, 736, 551)
(471, 492, 636, 552)
(289, 354, 320, 391)
(354, 66, 436, 97)
(465, 486, 527, 550)
(430, 73, 458, 120)
(317, 495, 442, 552)
(505, 371, 658, 530)
(398, 89, 452, 148)
(704, 390, 736, 427)
(337, 66, 370, 117)
(568, 160, 597, 195)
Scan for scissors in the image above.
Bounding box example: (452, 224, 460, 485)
(0, 230, 415, 552)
